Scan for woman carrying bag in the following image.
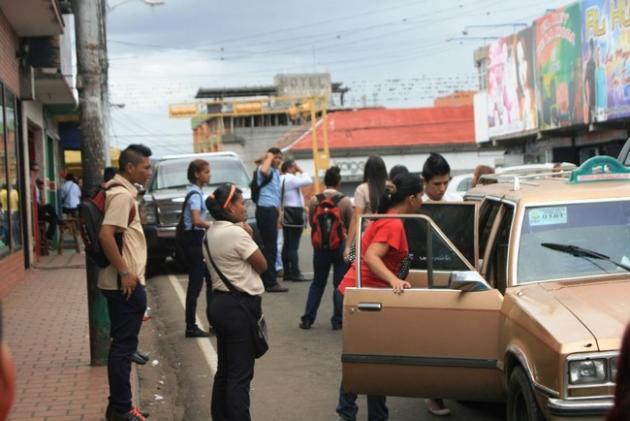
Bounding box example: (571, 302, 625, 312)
(203, 183, 268, 421)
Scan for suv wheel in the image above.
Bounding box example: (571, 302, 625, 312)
(507, 366, 544, 421)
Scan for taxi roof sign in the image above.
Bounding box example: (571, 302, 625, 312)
(569, 156, 630, 184)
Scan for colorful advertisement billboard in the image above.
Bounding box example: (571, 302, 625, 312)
(487, 28, 538, 137)
(582, 0, 630, 122)
(535, 3, 585, 129)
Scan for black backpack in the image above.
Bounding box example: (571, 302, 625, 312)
(78, 183, 135, 268)
(249, 169, 272, 204)
(174, 190, 204, 267)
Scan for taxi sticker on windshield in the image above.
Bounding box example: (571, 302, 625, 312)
(528, 207, 568, 226)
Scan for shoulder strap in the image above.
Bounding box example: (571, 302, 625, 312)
(315, 193, 326, 203)
(281, 179, 285, 203)
(203, 239, 240, 295)
(331, 194, 345, 205)
(181, 190, 203, 212)
(258, 168, 273, 188)
(104, 182, 136, 226)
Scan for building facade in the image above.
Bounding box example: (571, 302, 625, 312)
(473, 1, 629, 164)
(0, 0, 77, 296)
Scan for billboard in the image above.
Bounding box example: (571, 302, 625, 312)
(534, 3, 585, 129)
(582, 0, 630, 122)
(487, 28, 538, 137)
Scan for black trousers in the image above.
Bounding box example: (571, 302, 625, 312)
(281, 226, 303, 279)
(208, 292, 260, 421)
(101, 285, 147, 414)
(255, 206, 278, 288)
(184, 230, 212, 329)
(38, 204, 58, 240)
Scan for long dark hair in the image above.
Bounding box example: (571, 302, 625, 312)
(608, 323, 630, 421)
(377, 173, 423, 214)
(205, 183, 242, 222)
(363, 155, 387, 213)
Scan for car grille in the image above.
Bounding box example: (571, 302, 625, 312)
(157, 200, 182, 226)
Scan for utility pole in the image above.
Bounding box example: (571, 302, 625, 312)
(72, 0, 110, 366)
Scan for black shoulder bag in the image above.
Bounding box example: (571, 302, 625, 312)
(203, 240, 269, 358)
(281, 179, 306, 228)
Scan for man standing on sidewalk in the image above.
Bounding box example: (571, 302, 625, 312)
(254, 147, 289, 293)
(98, 144, 152, 421)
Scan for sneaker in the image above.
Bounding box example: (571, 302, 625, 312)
(107, 407, 149, 421)
(425, 398, 451, 416)
(130, 351, 149, 365)
(185, 326, 210, 338)
(265, 283, 289, 293)
(299, 319, 313, 330)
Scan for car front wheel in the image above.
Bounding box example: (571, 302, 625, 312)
(507, 366, 545, 421)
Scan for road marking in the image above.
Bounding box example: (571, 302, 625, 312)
(167, 274, 217, 375)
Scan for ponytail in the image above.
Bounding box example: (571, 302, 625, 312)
(377, 173, 423, 213)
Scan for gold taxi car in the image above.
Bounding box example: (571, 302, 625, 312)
(342, 156, 630, 420)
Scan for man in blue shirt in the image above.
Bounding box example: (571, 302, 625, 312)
(255, 148, 289, 292)
(60, 173, 82, 217)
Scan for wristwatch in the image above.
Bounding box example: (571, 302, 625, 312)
(119, 270, 130, 277)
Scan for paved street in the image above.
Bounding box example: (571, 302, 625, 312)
(139, 235, 506, 420)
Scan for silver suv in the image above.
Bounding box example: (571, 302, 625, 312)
(139, 151, 256, 264)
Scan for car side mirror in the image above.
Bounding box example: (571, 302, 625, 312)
(448, 271, 491, 292)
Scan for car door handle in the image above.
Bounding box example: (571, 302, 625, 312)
(358, 302, 382, 311)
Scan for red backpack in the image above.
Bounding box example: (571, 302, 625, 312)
(78, 183, 136, 267)
(310, 193, 346, 250)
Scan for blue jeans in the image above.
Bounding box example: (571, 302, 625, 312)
(101, 285, 147, 414)
(255, 206, 279, 288)
(302, 246, 347, 327)
(337, 383, 388, 421)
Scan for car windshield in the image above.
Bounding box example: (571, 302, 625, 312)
(517, 200, 630, 283)
(152, 158, 250, 190)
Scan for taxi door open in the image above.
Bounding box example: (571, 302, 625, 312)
(341, 210, 505, 402)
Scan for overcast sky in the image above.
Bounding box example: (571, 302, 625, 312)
(106, 0, 574, 157)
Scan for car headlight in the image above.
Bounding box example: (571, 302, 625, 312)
(569, 359, 607, 385)
(610, 357, 619, 382)
(245, 198, 256, 221)
(140, 201, 158, 224)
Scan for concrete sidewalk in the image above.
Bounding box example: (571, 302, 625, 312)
(4, 252, 138, 421)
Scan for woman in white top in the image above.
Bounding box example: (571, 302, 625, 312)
(280, 160, 313, 281)
(343, 155, 388, 261)
(203, 183, 267, 421)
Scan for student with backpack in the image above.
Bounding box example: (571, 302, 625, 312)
(299, 166, 352, 330)
(250, 147, 288, 293)
(180, 159, 212, 338)
(97, 144, 152, 421)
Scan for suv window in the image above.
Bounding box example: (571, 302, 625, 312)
(517, 200, 630, 283)
(152, 158, 250, 190)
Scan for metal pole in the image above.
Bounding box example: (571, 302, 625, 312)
(72, 0, 110, 366)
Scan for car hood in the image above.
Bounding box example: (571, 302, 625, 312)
(148, 186, 252, 202)
(542, 278, 630, 351)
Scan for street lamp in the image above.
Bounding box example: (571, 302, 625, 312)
(108, 0, 165, 12)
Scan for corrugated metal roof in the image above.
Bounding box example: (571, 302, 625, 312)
(288, 106, 475, 151)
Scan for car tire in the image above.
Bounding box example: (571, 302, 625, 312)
(507, 366, 545, 421)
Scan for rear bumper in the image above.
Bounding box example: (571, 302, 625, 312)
(143, 224, 176, 259)
(547, 397, 613, 418)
